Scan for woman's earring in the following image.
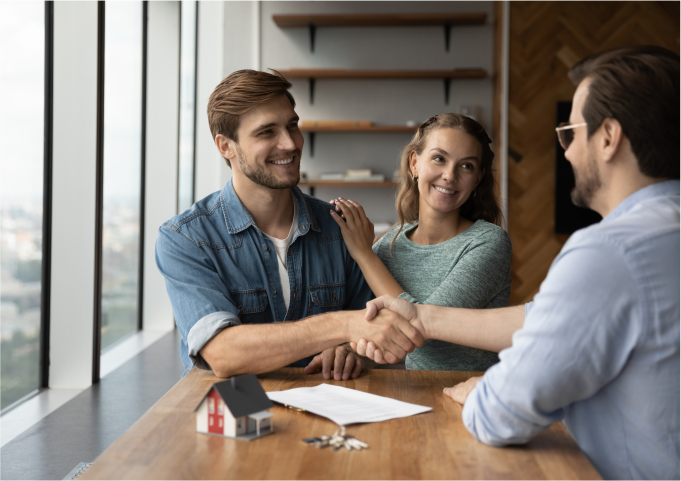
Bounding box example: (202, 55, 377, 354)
(473, 191, 477, 197)
(411, 173, 418, 182)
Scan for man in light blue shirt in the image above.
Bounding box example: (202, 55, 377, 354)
(354, 46, 679, 479)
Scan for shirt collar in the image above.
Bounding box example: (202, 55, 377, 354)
(220, 179, 320, 235)
(603, 179, 680, 223)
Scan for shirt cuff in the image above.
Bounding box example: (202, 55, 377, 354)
(187, 311, 241, 370)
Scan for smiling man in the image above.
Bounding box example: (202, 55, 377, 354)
(355, 46, 680, 480)
(155, 70, 423, 381)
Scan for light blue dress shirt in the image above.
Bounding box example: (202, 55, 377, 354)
(463, 180, 680, 480)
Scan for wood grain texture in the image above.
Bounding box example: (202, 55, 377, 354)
(278, 69, 488, 79)
(300, 180, 398, 188)
(300, 124, 417, 133)
(272, 13, 487, 28)
(507, 1, 680, 304)
(82, 368, 600, 480)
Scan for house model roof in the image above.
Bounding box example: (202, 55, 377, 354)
(194, 373, 273, 418)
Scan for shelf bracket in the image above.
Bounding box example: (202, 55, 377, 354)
(444, 24, 451, 52)
(444, 78, 451, 105)
(309, 23, 316, 53)
(309, 77, 315, 105)
(309, 132, 315, 157)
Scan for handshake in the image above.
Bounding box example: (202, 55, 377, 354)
(304, 295, 427, 380)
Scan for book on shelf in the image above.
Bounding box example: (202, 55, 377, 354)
(319, 173, 345, 180)
(345, 169, 372, 178)
(344, 174, 385, 182)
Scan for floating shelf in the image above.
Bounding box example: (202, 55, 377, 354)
(279, 68, 487, 105)
(300, 180, 398, 197)
(279, 68, 487, 79)
(272, 13, 487, 28)
(299, 121, 417, 156)
(272, 13, 488, 52)
(300, 124, 417, 133)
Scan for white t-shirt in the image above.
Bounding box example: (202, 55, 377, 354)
(264, 194, 299, 312)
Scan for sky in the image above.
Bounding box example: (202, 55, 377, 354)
(0, 1, 146, 203)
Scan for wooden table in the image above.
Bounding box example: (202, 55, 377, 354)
(82, 368, 600, 480)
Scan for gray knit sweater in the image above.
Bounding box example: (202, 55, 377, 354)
(372, 220, 512, 371)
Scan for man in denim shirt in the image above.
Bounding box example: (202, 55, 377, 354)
(156, 70, 423, 380)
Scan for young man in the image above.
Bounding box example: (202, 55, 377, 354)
(156, 70, 423, 381)
(356, 46, 680, 480)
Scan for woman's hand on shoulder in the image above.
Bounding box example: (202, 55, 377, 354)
(329, 198, 375, 262)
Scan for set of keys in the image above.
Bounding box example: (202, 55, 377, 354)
(302, 426, 369, 451)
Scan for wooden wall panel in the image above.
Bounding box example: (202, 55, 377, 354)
(507, 1, 680, 304)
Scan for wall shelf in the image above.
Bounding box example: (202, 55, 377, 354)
(299, 121, 417, 156)
(272, 13, 488, 52)
(279, 68, 487, 104)
(299, 180, 398, 197)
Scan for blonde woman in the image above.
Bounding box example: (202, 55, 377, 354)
(330, 113, 511, 371)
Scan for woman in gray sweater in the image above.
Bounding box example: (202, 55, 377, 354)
(330, 113, 511, 371)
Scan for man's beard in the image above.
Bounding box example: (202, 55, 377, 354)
(570, 153, 601, 209)
(235, 145, 301, 190)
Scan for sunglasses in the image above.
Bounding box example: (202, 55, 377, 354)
(555, 122, 587, 150)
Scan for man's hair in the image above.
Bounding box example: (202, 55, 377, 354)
(568, 45, 679, 180)
(207, 69, 295, 167)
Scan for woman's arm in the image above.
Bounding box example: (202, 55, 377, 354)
(329, 198, 404, 297)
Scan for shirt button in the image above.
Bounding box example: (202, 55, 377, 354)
(265, 246, 270, 252)
(301, 225, 306, 231)
(273, 290, 278, 295)
(292, 291, 296, 299)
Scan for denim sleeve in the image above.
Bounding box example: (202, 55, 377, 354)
(155, 225, 241, 370)
(343, 241, 374, 310)
(462, 241, 641, 445)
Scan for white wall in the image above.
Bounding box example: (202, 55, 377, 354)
(219, 1, 495, 224)
(143, 1, 180, 333)
(194, 1, 231, 201)
(49, 1, 99, 389)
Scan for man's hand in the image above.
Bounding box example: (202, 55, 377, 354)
(304, 344, 364, 380)
(351, 295, 426, 363)
(443, 376, 481, 405)
(346, 307, 424, 364)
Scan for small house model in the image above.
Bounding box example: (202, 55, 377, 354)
(195, 373, 274, 440)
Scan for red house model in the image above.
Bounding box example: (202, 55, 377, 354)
(194, 374, 274, 440)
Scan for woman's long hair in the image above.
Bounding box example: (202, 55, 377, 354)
(390, 113, 502, 253)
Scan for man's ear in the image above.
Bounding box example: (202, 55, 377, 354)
(215, 134, 237, 163)
(597, 118, 624, 163)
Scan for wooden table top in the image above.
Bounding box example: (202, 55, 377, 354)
(82, 368, 600, 480)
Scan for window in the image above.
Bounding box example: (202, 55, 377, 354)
(0, 1, 46, 411)
(100, 1, 144, 351)
(218, 399, 223, 415)
(208, 397, 214, 414)
(177, 1, 198, 214)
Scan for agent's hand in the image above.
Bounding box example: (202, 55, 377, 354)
(329, 198, 375, 262)
(443, 376, 481, 405)
(346, 308, 424, 364)
(304, 344, 364, 380)
(351, 295, 426, 363)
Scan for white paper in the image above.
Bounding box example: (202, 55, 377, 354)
(267, 383, 432, 426)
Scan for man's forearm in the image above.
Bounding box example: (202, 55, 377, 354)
(421, 304, 525, 353)
(201, 311, 354, 378)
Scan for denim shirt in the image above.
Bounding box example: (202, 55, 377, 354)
(155, 180, 373, 375)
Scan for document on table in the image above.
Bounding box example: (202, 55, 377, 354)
(267, 383, 432, 426)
